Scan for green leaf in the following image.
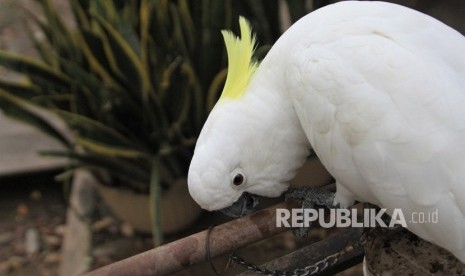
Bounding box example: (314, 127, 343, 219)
(58, 58, 106, 115)
(0, 51, 70, 88)
(178, 0, 196, 53)
(71, 0, 91, 30)
(40, 0, 74, 43)
(0, 80, 41, 100)
(40, 150, 150, 187)
(94, 16, 163, 135)
(0, 89, 71, 147)
(151, 0, 170, 56)
(31, 94, 72, 108)
(140, 0, 152, 70)
(76, 31, 121, 88)
(35, 0, 82, 63)
(54, 110, 135, 147)
(75, 137, 146, 159)
(95, 16, 151, 99)
(22, 17, 56, 66)
(116, 24, 141, 57)
(170, 3, 190, 58)
(96, 1, 118, 23)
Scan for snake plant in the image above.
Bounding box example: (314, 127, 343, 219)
(0, 0, 312, 243)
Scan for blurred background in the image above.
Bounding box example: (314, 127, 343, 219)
(0, 0, 463, 275)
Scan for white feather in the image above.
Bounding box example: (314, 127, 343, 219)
(189, 0, 465, 262)
(272, 1, 465, 261)
(188, 62, 310, 211)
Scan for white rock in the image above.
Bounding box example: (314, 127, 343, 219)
(25, 228, 40, 254)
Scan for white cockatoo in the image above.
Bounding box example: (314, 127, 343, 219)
(188, 1, 465, 262)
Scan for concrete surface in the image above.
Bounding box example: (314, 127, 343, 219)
(0, 0, 69, 177)
(0, 114, 66, 176)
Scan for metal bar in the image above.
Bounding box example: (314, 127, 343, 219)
(239, 228, 364, 275)
(85, 200, 300, 276)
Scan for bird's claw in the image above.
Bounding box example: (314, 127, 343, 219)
(285, 186, 336, 238)
(285, 187, 335, 207)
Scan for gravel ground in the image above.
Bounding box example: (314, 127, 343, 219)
(0, 173, 66, 276)
(0, 172, 161, 276)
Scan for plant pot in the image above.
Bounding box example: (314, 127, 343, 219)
(98, 178, 202, 234)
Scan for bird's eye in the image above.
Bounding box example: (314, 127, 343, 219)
(230, 169, 246, 188)
(232, 173, 244, 186)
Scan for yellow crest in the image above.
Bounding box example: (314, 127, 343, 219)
(220, 17, 259, 100)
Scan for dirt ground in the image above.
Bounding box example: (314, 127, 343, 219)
(0, 173, 66, 276)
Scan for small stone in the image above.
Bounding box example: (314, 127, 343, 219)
(16, 204, 29, 218)
(120, 223, 134, 237)
(44, 235, 61, 248)
(14, 242, 25, 255)
(25, 228, 40, 255)
(8, 256, 26, 269)
(0, 232, 14, 246)
(108, 225, 119, 235)
(43, 252, 60, 264)
(54, 225, 66, 236)
(0, 260, 10, 273)
(41, 270, 54, 276)
(30, 190, 42, 200)
(92, 217, 115, 232)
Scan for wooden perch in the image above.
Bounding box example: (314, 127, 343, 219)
(86, 200, 300, 276)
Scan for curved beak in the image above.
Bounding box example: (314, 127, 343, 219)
(220, 192, 259, 218)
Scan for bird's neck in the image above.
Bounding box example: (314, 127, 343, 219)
(247, 59, 311, 173)
(248, 56, 304, 137)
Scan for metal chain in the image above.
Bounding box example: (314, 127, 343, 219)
(228, 247, 343, 276)
(206, 224, 365, 276)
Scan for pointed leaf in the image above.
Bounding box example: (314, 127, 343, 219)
(40, 150, 150, 186)
(76, 31, 121, 88)
(54, 110, 135, 147)
(178, 0, 196, 52)
(95, 16, 151, 98)
(71, 0, 91, 30)
(0, 90, 70, 147)
(75, 137, 146, 159)
(0, 51, 70, 88)
(0, 80, 41, 100)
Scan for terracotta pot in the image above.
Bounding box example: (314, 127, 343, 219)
(98, 178, 202, 234)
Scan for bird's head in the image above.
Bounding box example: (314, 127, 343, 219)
(188, 17, 309, 217)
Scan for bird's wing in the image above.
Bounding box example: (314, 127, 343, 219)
(283, 1, 465, 257)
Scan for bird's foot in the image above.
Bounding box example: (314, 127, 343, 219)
(285, 186, 336, 238)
